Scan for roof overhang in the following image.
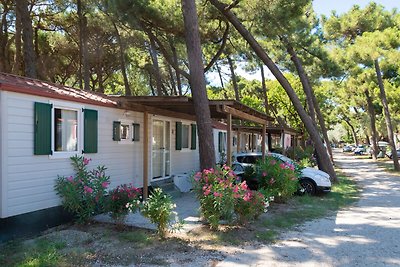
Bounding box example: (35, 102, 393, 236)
(110, 96, 274, 124)
(233, 125, 301, 136)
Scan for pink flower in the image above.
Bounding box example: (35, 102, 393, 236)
(243, 192, 251, 202)
(204, 189, 211, 196)
(84, 185, 93, 194)
(101, 181, 109, 188)
(240, 181, 248, 191)
(83, 157, 91, 166)
(262, 171, 267, 177)
(67, 176, 74, 182)
(233, 185, 239, 193)
(279, 163, 285, 169)
(213, 192, 222, 197)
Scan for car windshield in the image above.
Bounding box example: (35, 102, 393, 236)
(236, 155, 261, 164)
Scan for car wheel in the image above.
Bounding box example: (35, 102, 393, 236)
(300, 179, 316, 195)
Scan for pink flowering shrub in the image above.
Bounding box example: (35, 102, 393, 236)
(55, 155, 110, 223)
(234, 190, 267, 224)
(193, 166, 266, 229)
(107, 184, 141, 221)
(256, 156, 299, 202)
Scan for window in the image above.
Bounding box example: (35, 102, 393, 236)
(182, 124, 190, 149)
(132, 123, 140, 141)
(121, 124, 130, 140)
(175, 122, 196, 150)
(113, 121, 140, 143)
(218, 132, 227, 152)
(34, 102, 98, 156)
(54, 108, 78, 152)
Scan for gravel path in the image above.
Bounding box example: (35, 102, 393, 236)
(217, 151, 400, 267)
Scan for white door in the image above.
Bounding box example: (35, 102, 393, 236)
(152, 120, 171, 180)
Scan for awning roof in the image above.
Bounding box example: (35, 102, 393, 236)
(110, 96, 274, 125)
(233, 125, 301, 136)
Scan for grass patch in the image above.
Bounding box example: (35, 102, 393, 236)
(116, 230, 153, 246)
(0, 238, 67, 267)
(257, 173, 359, 242)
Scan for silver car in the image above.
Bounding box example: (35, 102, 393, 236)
(232, 152, 331, 195)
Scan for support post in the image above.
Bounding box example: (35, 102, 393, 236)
(237, 130, 241, 153)
(227, 113, 232, 166)
(262, 123, 266, 161)
(143, 111, 149, 199)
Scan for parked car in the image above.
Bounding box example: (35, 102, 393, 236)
(342, 145, 352, 152)
(387, 149, 400, 159)
(354, 145, 366, 155)
(231, 152, 331, 195)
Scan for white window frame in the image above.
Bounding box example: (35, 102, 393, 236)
(181, 123, 191, 150)
(118, 119, 135, 144)
(50, 101, 83, 159)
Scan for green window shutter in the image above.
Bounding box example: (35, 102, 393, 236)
(113, 121, 121, 141)
(132, 123, 140, 141)
(191, 124, 197, 150)
(34, 102, 52, 155)
(218, 132, 223, 153)
(175, 121, 182, 150)
(83, 109, 98, 153)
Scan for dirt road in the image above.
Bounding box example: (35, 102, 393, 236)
(217, 151, 400, 266)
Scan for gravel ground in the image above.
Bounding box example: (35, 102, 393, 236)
(217, 150, 400, 267)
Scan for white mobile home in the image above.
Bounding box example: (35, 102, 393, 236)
(0, 73, 272, 241)
(0, 73, 199, 240)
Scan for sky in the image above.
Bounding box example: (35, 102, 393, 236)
(313, 0, 399, 16)
(207, 1, 400, 86)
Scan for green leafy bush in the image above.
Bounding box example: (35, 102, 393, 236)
(286, 146, 316, 167)
(141, 188, 177, 238)
(55, 155, 110, 223)
(255, 156, 299, 203)
(234, 190, 267, 224)
(108, 184, 141, 222)
(193, 166, 268, 229)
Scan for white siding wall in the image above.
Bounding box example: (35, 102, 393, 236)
(0, 91, 5, 217)
(1, 91, 145, 218)
(1, 91, 202, 218)
(152, 115, 199, 177)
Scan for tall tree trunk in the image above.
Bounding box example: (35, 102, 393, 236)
(343, 118, 358, 146)
(16, 0, 36, 78)
(209, 0, 337, 182)
(181, 0, 216, 169)
(170, 39, 182, 96)
(285, 40, 334, 164)
(13, 1, 22, 75)
(0, 0, 10, 72)
(285, 41, 316, 121)
(77, 0, 90, 90)
(375, 59, 400, 170)
(227, 55, 240, 101)
(112, 20, 131, 96)
(259, 62, 269, 114)
(148, 34, 163, 96)
(365, 89, 379, 160)
(167, 63, 178, 95)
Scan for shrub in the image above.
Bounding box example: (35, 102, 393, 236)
(255, 156, 299, 203)
(108, 184, 141, 222)
(286, 146, 316, 167)
(55, 155, 110, 223)
(234, 190, 266, 224)
(192, 166, 239, 229)
(193, 166, 269, 229)
(141, 188, 177, 239)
